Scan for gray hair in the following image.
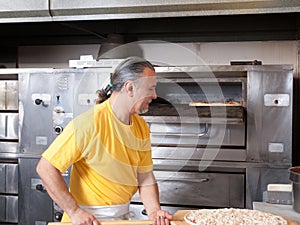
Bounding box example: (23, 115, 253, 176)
(111, 56, 155, 92)
(96, 56, 155, 104)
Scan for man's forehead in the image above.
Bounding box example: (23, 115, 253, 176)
(143, 67, 156, 77)
(135, 75, 156, 87)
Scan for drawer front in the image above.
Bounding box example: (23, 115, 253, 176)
(0, 195, 18, 223)
(150, 123, 245, 147)
(0, 142, 18, 153)
(132, 171, 244, 208)
(0, 163, 18, 194)
(0, 81, 18, 110)
(0, 113, 18, 140)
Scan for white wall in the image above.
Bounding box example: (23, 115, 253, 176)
(18, 40, 298, 71)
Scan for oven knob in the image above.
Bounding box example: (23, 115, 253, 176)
(54, 212, 63, 221)
(35, 98, 48, 107)
(54, 126, 63, 135)
(141, 208, 148, 216)
(35, 98, 43, 105)
(36, 184, 46, 192)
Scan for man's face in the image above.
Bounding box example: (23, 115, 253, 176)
(131, 67, 157, 114)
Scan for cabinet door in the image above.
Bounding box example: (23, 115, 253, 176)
(0, 81, 18, 110)
(0, 195, 18, 223)
(0, 113, 18, 140)
(132, 171, 245, 208)
(18, 158, 53, 225)
(0, 163, 18, 194)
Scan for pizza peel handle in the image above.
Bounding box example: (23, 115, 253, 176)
(170, 210, 192, 225)
(47, 220, 153, 225)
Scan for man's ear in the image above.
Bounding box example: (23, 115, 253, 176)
(123, 80, 134, 97)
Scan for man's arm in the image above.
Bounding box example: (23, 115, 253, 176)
(36, 157, 99, 225)
(138, 171, 172, 225)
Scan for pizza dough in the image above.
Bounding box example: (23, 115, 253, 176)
(184, 208, 288, 225)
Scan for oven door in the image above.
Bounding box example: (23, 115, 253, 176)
(129, 203, 196, 220)
(131, 171, 245, 210)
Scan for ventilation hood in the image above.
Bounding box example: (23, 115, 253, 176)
(1, 0, 300, 23)
(97, 34, 144, 60)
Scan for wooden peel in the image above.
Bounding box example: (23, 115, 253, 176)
(47, 210, 299, 225)
(48, 220, 153, 225)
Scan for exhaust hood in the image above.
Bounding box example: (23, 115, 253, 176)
(0, 0, 300, 23)
(97, 34, 144, 60)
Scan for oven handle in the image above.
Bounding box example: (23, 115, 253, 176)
(156, 177, 210, 183)
(150, 123, 209, 137)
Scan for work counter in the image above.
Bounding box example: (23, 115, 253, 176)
(253, 202, 300, 224)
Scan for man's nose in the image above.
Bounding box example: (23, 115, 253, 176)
(152, 90, 157, 99)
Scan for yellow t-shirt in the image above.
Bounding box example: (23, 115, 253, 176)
(42, 100, 153, 221)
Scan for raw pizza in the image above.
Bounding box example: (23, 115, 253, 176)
(184, 208, 287, 225)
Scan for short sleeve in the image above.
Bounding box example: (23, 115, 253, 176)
(42, 121, 83, 173)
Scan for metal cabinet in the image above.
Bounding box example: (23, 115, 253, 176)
(0, 163, 18, 194)
(0, 80, 19, 154)
(18, 157, 53, 225)
(0, 163, 18, 223)
(0, 195, 18, 223)
(0, 80, 18, 110)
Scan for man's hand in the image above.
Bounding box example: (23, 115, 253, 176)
(69, 207, 100, 225)
(149, 209, 173, 225)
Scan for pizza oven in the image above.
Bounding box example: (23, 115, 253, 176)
(0, 62, 293, 223)
(130, 64, 293, 219)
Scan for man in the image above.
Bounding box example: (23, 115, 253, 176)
(36, 57, 173, 225)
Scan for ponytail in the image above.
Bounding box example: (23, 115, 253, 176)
(95, 83, 113, 104)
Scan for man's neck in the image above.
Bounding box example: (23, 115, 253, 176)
(109, 94, 131, 125)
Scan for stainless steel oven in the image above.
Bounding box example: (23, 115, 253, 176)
(0, 63, 293, 223)
(130, 65, 293, 219)
(17, 67, 113, 225)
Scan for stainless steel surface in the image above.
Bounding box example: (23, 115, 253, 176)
(132, 171, 244, 208)
(150, 123, 209, 137)
(0, 77, 19, 155)
(149, 123, 245, 148)
(247, 68, 293, 164)
(0, 163, 18, 194)
(18, 157, 70, 225)
(253, 202, 300, 223)
(129, 203, 195, 220)
(0, 0, 50, 23)
(16, 66, 114, 224)
(49, 0, 300, 21)
(0, 142, 18, 154)
(0, 64, 292, 224)
(0, 73, 19, 224)
(0, 0, 300, 23)
(18, 68, 112, 155)
(152, 147, 246, 162)
(0, 80, 18, 110)
(290, 166, 300, 213)
(143, 64, 293, 209)
(0, 163, 18, 223)
(0, 113, 18, 140)
(18, 157, 55, 225)
(0, 195, 18, 223)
